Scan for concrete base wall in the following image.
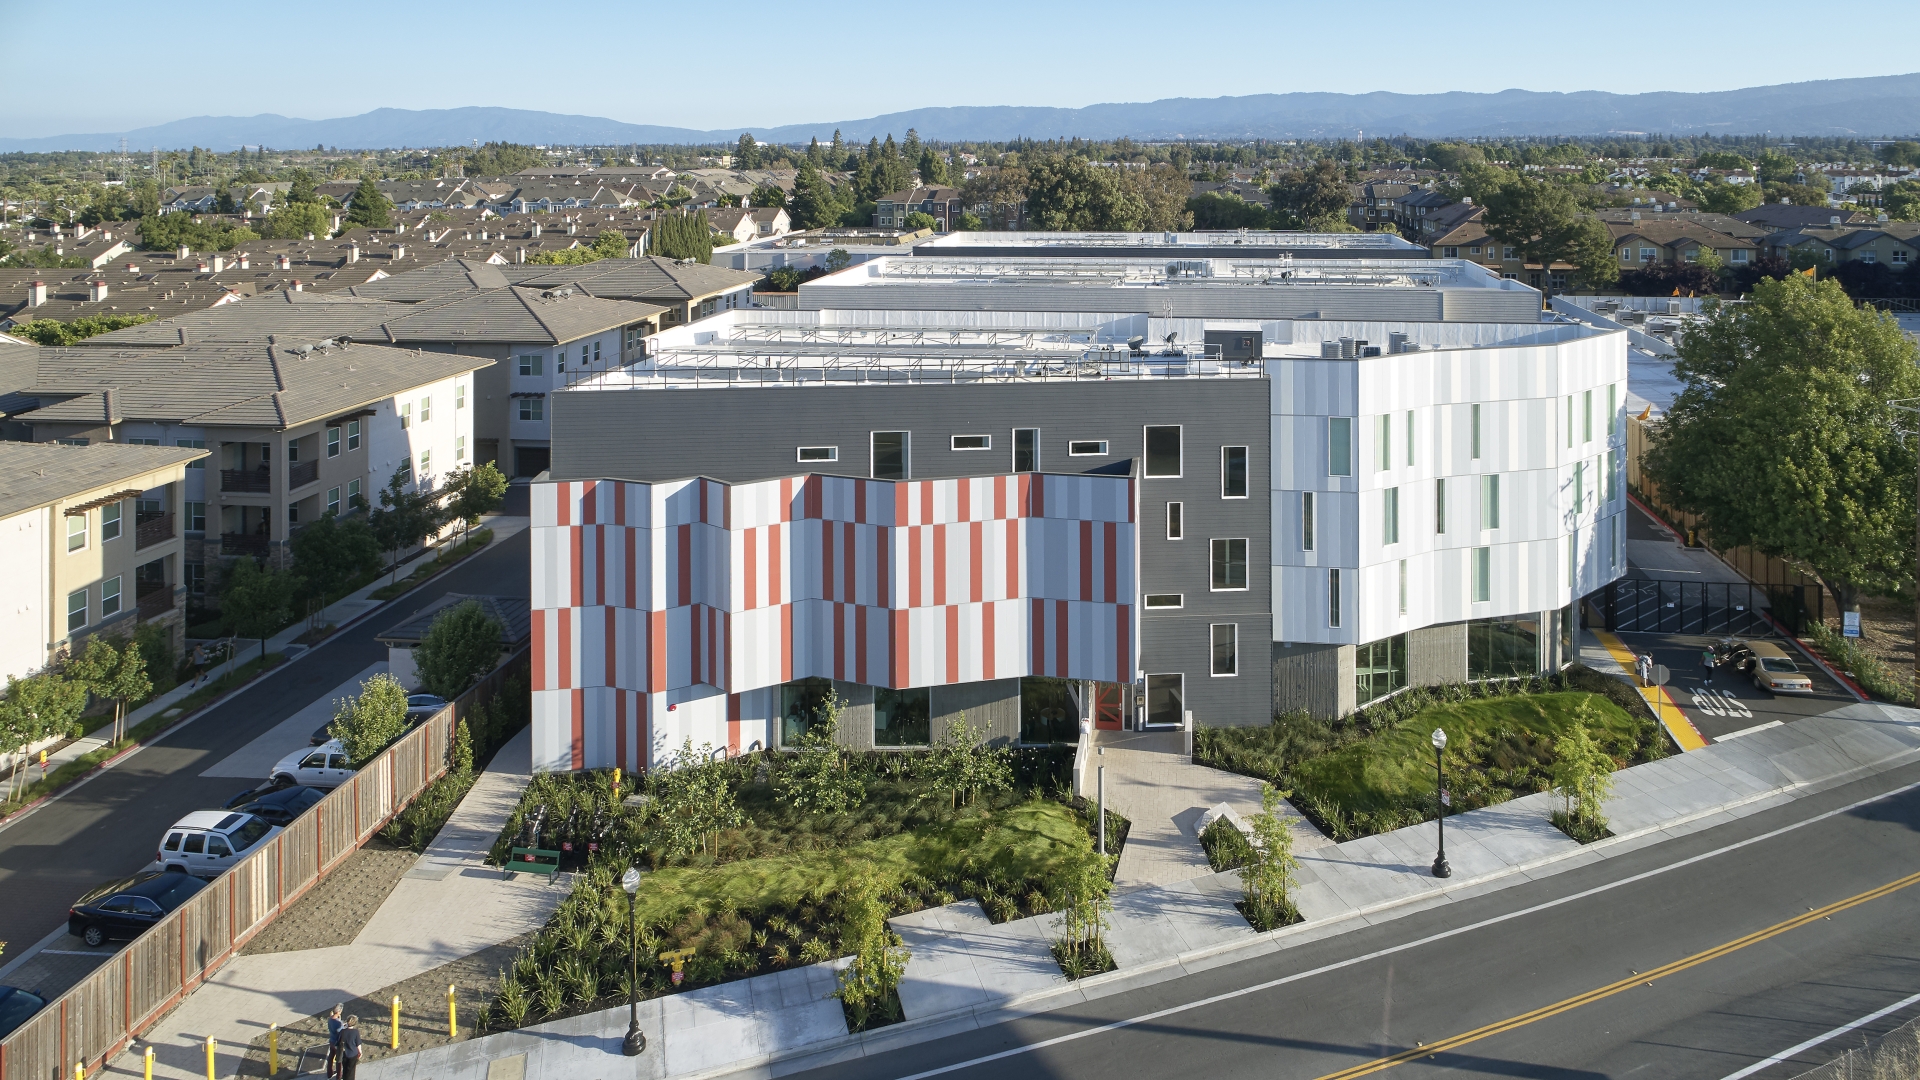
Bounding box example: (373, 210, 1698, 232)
(931, 678, 1022, 747)
(1409, 623, 1468, 687)
(1271, 642, 1351, 720)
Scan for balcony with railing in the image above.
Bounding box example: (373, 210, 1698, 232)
(221, 533, 270, 557)
(136, 583, 173, 622)
(135, 511, 174, 550)
(221, 468, 271, 494)
(288, 459, 319, 490)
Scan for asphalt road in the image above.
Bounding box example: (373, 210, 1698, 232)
(789, 757, 1920, 1080)
(0, 525, 530, 970)
(1617, 632, 1852, 743)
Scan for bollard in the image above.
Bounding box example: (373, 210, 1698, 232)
(143, 1045, 154, 1080)
(392, 995, 401, 1049)
(75, 1062, 84, 1080)
(206, 1038, 216, 1080)
(268, 1023, 278, 1076)
(448, 983, 457, 1038)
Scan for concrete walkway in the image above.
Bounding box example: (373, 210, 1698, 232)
(354, 695, 1920, 1080)
(106, 726, 559, 1080)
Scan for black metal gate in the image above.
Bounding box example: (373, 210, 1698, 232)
(1599, 579, 1823, 637)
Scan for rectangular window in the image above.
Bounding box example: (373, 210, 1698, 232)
(1608, 383, 1617, 438)
(67, 588, 87, 632)
(286, 438, 299, 464)
(592, 341, 601, 364)
(1328, 417, 1353, 476)
(57, 438, 89, 447)
(1482, 475, 1501, 529)
(951, 434, 991, 451)
(177, 438, 206, 468)
(1573, 461, 1584, 515)
(1144, 425, 1182, 477)
(1068, 440, 1108, 456)
(1582, 389, 1592, 443)
(1328, 568, 1342, 628)
(346, 421, 360, 451)
(1210, 538, 1248, 591)
(796, 446, 838, 462)
(327, 427, 341, 458)
(1211, 624, 1238, 677)
(67, 513, 87, 552)
(1470, 404, 1482, 460)
(1221, 446, 1248, 498)
(186, 562, 204, 595)
(1356, 634, 1408, 703)
(398, 456, 412, 485)
(185, 501, 205, 532)
(102, 501, 122, 542)
(1566, 396, 1574, 448)
(873, 686, 931, 747)
(1606, 449, 1618, 502)
(518, 398, 544, 421)
(1435, 478, 1447, 534)
(125, 437, 159, 446)
(454, 436, 466, 462)
(1405, 411, 1415, 467)
(100, 575, 122, 618)
(1383, 487, 1400, 545)
(420, 396, 432, 423)
(1012, 428, 1039, 472)
(327, 487, 341, 516)
(871, 431, 909, 480)
(456, 383, 466, 409)
(1472, 547, 1491, 603)
(1301, 492, 1315, 551)
(1376, 415, 1391, 471)
(347, 479, 362, 509)
(1166, 501, 1183, 540)
(1398, 560, 1408, 615)
(1145, 593, 1183, 609)
(400, 402, 413, 429)
(1620, 247, 1633, 263)
(517, 354, 543, 376)
(1145, 673, 1185, 728)
(419, 449, 431, 476)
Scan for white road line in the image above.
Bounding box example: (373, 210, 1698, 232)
(35, 949, 109, 957)
(1717, 721, 1785, 743)
(888, 775, 1920, 1080)
(1716, 989, 1920, 1080)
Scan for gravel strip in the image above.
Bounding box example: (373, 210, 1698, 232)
(240, 844, 418, 955)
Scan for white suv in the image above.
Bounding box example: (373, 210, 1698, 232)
(151, 812, 281, 878)
(270, 740, 355, 789)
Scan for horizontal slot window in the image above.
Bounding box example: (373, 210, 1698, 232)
(1069, 440, 1108, 456)
(951, 434, 991, 450)
(797, 446, 838, 462)
(1144, 593, 1184, 609)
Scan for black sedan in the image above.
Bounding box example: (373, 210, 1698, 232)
(235, 784, 326, 826)
(0, 987, 46, 1038)
(68, 871, 207, 947)
(222, 777, 294, 809)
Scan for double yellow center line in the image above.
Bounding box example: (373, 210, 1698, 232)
(1313, 867, 1920, 1080)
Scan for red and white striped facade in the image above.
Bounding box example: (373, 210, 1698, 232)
(530, 472, 1137, 772)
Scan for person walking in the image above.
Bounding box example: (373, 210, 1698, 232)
(190, 644, 208, 688)
(1700, 645, 1716, 690)
(325, 1005, 343, 1078)
(338, 1015, 362, 1080)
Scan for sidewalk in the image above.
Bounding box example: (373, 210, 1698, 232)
(105, 726, 559, 1080)
(357, 697, 1920, 1080)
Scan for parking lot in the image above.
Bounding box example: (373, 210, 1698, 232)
(1611, 631, 1856, 743)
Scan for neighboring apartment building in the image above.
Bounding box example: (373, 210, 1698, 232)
(874, 187, 966, 231)
(526, 264, 1627, 772)
(0, 441, 205, 681)
(3, 341, 489, 597)
(1758, 223, 1920, 269)
(1606, 219, 1760, 269)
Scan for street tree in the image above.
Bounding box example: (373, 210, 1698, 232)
(368, 465, 444, 584)
(414, 600, 504, 700)
(1241, 783, 1302, 931)
(1647, 274, 1920, 617)
(0, 671, 87, 799)
(221, 557, 295, 662)
(1480, 177, 1617, 295)
(289, 511, 381, 603)
(1550, 703, 1616, 840)
(1024, 157, 1146, 232)
(789, 163, 844, 230)
(1267, 159, 1351, 228)
(330, 672, 409, 765)
(69, 636, 150, 744)
(774, 690, 864, 813)
(445, 461, 508, 545)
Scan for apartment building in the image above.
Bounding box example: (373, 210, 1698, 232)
(527, 279, 1628, 772)
(874, 188, 966, 231)
(3, 341, 488, 596)
(0, 442, 205, 680)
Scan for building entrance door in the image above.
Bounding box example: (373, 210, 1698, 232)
(1092, 681, 1124, 730)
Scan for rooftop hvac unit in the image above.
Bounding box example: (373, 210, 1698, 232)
(1339, 337, 1356, 358)
(1388, 332, 1411, 354)
(1666, 299, 1682, 315)
(1363, 346, 1382, 357)
(1322, 341, 1342, 358)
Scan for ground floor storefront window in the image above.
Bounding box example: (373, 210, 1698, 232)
(1468, 616, 1540, 679)
(1355, 633, 1408, 705)
(1021, 676, 1079, 744)
(874, 685, 931, 747)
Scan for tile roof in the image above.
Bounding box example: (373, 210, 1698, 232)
(371, 286, 663, 345)
(0, 441, 207, 519)
(80, 289, 415, 346)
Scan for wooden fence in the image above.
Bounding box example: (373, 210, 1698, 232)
(0, 648, 530, 1080)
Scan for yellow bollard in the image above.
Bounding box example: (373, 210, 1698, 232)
(391, 994, 401, 1049)
(143, 1045, 154, 1080)
(268, 1023, 278, 1076)
(75, 1062, 85, 1080)
(447, 983, 457, 1038)
(205, 1037, 216, 1080)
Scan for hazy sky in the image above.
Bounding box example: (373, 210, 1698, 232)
(6, 0, 1919, 137)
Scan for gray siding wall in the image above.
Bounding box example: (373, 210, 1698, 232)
(1408, 622, 1468, 687)
(552, 379, 1271, 728)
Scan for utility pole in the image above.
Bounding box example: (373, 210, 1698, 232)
(1891, 398, 1920, 691)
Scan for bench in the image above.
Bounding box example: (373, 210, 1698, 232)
(505, 846, 562, 882)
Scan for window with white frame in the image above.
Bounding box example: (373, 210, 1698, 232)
(67, 588, 87, 632)
(1012, 428, 1039, 472)
(1221, 446, 1248, 498)
(185, 502, 205, 532)
(1166, 501, 1183, 540)
(420, 396, 432, 423)
(951, 434, 990, 451)
(797, 446, 838, 462)
(1398, 560, 1408, 615)
(102, 501, 122, 542)
(1301, 491, 1315, 551)
(1210, 538, 1248, 590)
(1211, 624, 1238, 676)
(1145, 593, 1183, 609)
(1328, 568, 1342, 628)
(871, 431, 909, 480)
(327, 427, 340, 458)
(327, 487, 341, 516)
(101, 575, 122, 618)
(67, 512, 87, 552)
(347, 421, 360, 451)
(517, 354, 544, 376)
(456, 436, 467, 462)
(1144, 426, 1181, 477)
(400, 402, 412, 429)
(1069, 440, 1108, 456)
(1470, 404, 1482, 459)
(177, 438, 206, 467)
(456, 383, 467, 409)
(518, 397, 544, 421)
(347, 479, 362, 509)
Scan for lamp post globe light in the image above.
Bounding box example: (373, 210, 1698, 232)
(1431, 728, 1451, 879)
(621, 866, 646, 1055)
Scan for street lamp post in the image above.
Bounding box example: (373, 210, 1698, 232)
(1431, 728, 1451, 879)
(621, 866, 646, 1056)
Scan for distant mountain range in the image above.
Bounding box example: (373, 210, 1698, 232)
(7, 75, 1920, 153)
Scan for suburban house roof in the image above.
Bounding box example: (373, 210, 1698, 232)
(1733, 205, 1874, 231)
(80, 289, 418, 346)
(878, 187, 962, 205)
(372, 287, 664, 345)
(1606, 221, 1757, 250)
(0, 441, 207, 520)
(337, 256, 756, 307)
(15, 341, 492, 430)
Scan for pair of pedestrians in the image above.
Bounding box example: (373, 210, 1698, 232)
(1635, 647, 1717, 689)
(326, 1006, 363, 1080)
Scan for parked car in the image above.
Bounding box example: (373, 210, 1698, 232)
(271, 740, 354, 789)
(68, 871, 207, 947)
(223, 777, 294, 809)
(235, 784, 327, 826)
(1744, 640, 1815, 694)
(0, 987, 46, 1038)
(309, 695, 446, 745)
(150, 811, 282, 878)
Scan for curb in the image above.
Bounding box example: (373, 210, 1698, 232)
(0, 524, 513, 834)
